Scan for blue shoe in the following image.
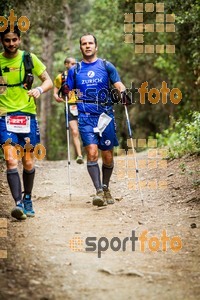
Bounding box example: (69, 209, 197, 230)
(11, 202, 27, 220)
(23, 194, 35, 217)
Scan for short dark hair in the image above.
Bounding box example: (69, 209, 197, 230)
(0, 25, 21, 40)
(79, 33, 97, 47)
(64, 57, 76, 64)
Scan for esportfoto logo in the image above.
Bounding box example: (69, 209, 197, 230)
(0, 9, 30, 32)
(0, 218, 7, 259)
(116, 138, 168, 191)
(69, 230, 182, 258)
(124, 3, 176, 54)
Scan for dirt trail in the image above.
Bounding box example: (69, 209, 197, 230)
(0, 153, 199, 300)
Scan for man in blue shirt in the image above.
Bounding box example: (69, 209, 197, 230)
(67, 33, 126, 206)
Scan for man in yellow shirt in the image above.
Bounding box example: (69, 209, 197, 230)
(54, 57, 83, 164)
(0, 25, 53, 220)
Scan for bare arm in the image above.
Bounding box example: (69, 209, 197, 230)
(28, 70, 53, 99)
(113, 81, 126, 92)
(39, 71, 53, 92)
(53, 86, 64, 103)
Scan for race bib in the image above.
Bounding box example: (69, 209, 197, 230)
(93, 113, 112, 137)
(6, 116, 31, 133)
(69, 105, 78, 116)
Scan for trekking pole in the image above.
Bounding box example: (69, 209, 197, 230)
(65, 96, 72, 200)
(124, 104, 144, 206)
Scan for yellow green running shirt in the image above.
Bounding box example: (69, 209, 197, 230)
(0, 50, 46, 115)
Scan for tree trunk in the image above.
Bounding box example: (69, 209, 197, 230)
(63, 3, 72, 51)
(40, 29, 54, 150)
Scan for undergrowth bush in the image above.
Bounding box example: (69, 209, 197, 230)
(156, 111, 200, 158)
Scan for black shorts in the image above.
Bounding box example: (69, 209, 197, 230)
(68, 111, 78, 122)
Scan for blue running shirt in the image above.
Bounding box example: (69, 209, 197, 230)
(66, 59, 121, 115)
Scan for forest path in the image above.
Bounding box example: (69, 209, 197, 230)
(0, 153, 199, 300)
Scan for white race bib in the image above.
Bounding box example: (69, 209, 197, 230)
(6, 116, 31, 133)
(93, 113, 112, 137)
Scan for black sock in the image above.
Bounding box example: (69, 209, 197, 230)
(23, 168, 35, 195)
(7, 168, 22, 203)
(102, 163, 114, 189)
(87, 161, 102, 191)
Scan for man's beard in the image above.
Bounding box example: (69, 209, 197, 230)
(4, 45, 19, 55)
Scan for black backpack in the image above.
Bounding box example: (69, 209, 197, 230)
(58, 71, 68, 98)
(0, 51, 34, 90)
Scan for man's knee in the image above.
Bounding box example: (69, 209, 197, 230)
(102, 150, 114, 165)
(86, 145, 98, 161)
(71, 128, 79, 137)
(22, 156, 34, 170)
(6, 158, 18, 170)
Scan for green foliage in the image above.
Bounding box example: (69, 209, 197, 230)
(179, 162, 186, 172)
(156, 111, 200, 158)
(154, 0, 200, 115)
(46, 103, 67, 160)
(1, 0, 199, 160)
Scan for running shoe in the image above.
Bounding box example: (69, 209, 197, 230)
(76, 156, 84, 164)
(23, 194, 35, 217)
(103, 185, 115, 204)
(11, 202, 27, 220)
(93, 189, 107, 207)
